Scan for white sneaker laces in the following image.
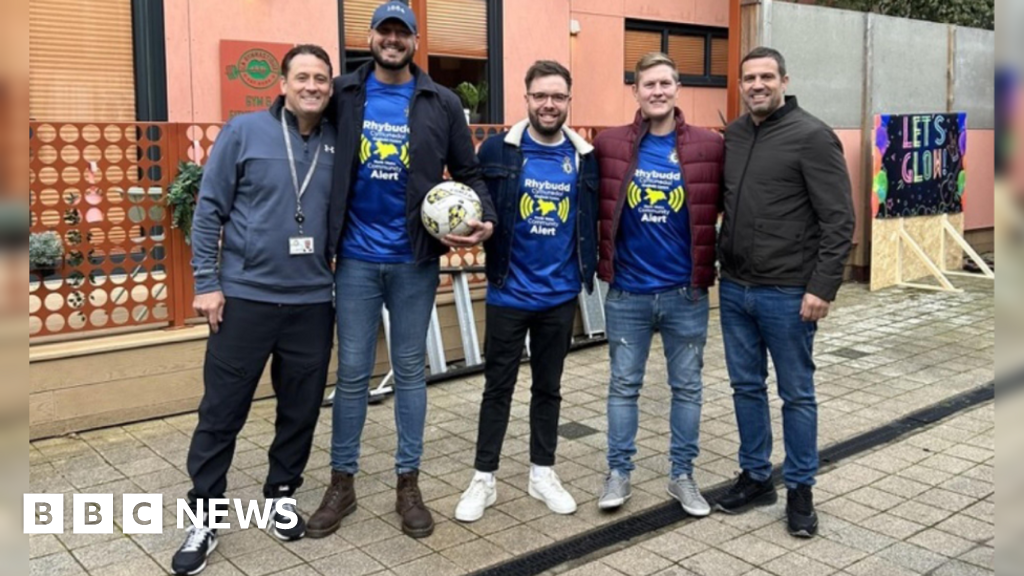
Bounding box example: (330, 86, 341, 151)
(464, 476, 492, 499)
(535, 471, 565, 495)
(181, 525, 211, 552)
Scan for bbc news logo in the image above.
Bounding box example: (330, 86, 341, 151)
(24, 494, 297, 534)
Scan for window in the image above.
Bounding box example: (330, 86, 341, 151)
(624, 20, 728, 88)
(426, 0, 490, 122)
(29, 0, 137, 121)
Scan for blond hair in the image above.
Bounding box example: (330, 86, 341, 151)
(634, 52, 679, 83)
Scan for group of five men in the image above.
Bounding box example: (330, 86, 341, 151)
(173, 1, 854, 574)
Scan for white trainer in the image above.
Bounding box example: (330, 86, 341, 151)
(528, 468, 577, 515)
(454, 472, 497, 522)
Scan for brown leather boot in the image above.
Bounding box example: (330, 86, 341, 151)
(396, 471, 434, 538)
(306, 471, 356, 538)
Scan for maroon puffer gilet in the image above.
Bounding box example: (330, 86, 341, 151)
(594, 108, 724, 288)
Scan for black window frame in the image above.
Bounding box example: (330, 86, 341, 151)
(132, 0, 169, 121)
(623, 19, 727, 88)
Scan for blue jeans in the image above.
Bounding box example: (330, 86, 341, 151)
(719, 280, 818, 489)
(605, 286, 709, 479)
(331, 258, 440, 475)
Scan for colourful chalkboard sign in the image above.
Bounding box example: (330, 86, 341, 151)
(872, 113, 967, 219)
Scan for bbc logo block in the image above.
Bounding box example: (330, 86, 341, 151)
(25, 494, 164, 535)
(24, 494, 63, 534)
(73, 494, 114, 534)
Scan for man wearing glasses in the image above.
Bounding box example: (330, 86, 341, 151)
(593, 53, 724, 516)
(453, 60, 599, 522)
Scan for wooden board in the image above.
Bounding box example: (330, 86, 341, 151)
(870, 212, 964, 290)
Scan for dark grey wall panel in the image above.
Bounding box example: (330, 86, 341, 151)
(870, 15, 950, 116)
(771, 2, 866, 129)
(954, 27, 995, 129)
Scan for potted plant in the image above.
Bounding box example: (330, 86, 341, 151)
(455, 80, 488, 124)
(29, 231, 64, 276)
(168, 161, 203, 245)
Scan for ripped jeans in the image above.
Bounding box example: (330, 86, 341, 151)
(605, 286, 709, 479)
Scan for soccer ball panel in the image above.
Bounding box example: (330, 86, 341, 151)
(421, 181, 482, 239)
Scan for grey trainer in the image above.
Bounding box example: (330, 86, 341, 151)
(598, 470, 632, 510)
(668, 475, 711, 517)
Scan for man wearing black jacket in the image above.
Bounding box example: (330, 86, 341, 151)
(715, 47, 854, 538)
(307, 0, 496, 540)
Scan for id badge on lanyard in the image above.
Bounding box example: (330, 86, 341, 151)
(282, 113, 321, 256)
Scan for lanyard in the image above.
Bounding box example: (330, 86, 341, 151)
(281, 111, 322, 235)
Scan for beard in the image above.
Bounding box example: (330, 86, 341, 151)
(528, 108, 567, 138)
(745, 92, 781, 116)
(371, 41, 415, 71)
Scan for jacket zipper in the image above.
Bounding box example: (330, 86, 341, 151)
(675, 129, 694, 288)
(406, 89, 421, 260)
(337, 85, 367, 246)
(727, 126, 760, 262)
(575, 153, 585, 282)
(500, 147, 522, 287)
(609, 123, 648, 284)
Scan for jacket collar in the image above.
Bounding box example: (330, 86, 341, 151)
(750, 95, 799, 127)
(631, 106, 688, 135)
(339, 61, 438, 94)
(504, 119, 595, 155)
(269, 95, 327, 132)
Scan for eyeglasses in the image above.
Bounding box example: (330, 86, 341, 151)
(527, 92, 571, 104)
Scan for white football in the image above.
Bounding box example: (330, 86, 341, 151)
(421, 181, 483, 239)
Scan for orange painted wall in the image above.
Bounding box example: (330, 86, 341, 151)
(502, 0, 572, 123)
(164, 0, 340, 123)
(162, 0, 728, 127)
(504, 0, 729, 126)
(964, 130, 995, 230)
(834, 129, 865, 245)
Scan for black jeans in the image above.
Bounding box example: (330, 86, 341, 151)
(474, 299, 577, 472)
(186, 297, 334, 504)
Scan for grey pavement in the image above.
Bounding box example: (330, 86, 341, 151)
(29, 278, 994, 575)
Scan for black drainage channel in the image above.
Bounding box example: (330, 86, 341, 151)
(471, 380, 995, 576)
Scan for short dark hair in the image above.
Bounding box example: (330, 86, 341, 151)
(525, 60, 572, 92)
(282, 44, 334, 78)
(740, 46, 787, 77)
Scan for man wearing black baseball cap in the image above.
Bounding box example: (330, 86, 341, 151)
(371, 0, 418, 35)
(308, 0, 496, 540)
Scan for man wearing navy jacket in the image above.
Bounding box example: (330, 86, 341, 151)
(453, 60, 599, 522)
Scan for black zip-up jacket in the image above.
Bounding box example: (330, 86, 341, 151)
(718, 96, 855, 301)
(327, 62, 497, 264)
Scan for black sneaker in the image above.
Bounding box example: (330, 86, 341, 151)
(714, 470, 777, 514)
(787, 484, 818, 537)
(171, 524, 218, 575)
(268, 498, 306, 541)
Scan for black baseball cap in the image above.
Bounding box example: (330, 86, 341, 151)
(371, 1, 418, 35)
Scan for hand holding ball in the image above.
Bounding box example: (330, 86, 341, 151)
(421, 181, 484, 240)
